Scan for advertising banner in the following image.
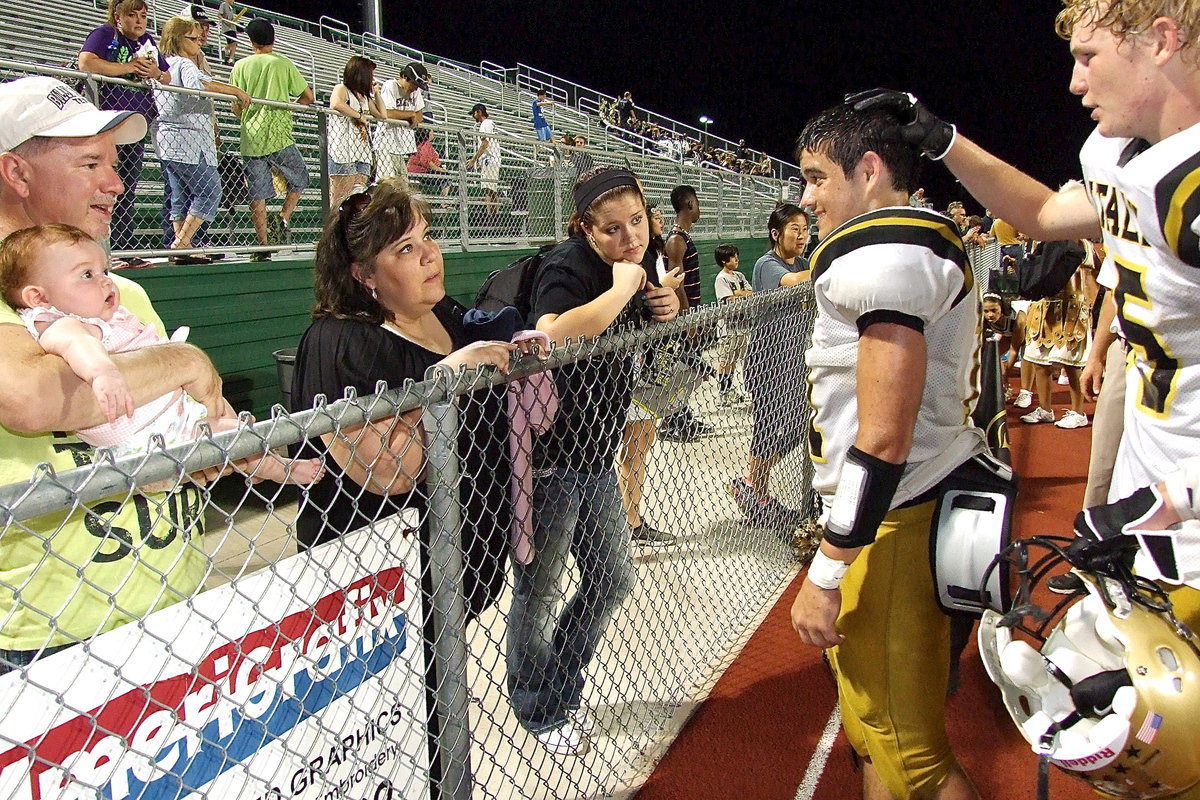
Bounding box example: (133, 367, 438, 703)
(0, 512, 429, 800)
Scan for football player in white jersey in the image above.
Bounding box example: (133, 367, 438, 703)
(850, 1, 1200, 795)
(790, 101, 990, 800)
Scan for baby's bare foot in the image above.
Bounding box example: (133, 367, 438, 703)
(284, 457, 325, 486)
(240, 455, 324, 485)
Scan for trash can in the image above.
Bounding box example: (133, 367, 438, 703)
(526, 165, 555, 238)
(273, 347, 297, 410)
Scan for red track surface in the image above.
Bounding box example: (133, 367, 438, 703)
(637, 385, 1100, 800)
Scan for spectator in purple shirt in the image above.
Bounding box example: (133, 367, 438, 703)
(79, 0, 170, 261)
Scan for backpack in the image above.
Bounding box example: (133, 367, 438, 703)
(1016, 239, 1086, 300)
(474, 243, 557, 325)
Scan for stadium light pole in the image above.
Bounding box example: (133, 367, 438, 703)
(363, 0, 381, 36)
(699, 115, 713, 146)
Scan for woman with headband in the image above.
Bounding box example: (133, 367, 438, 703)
(506, 166, 679, 756)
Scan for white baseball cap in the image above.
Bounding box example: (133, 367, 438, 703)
(0, 76, 147, 153)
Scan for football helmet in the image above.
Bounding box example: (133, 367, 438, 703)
(978, 535, 1200, 799)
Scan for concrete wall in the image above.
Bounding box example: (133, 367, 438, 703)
(128, 236, 769, 417)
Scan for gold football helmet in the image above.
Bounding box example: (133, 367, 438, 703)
(978, 536, 1200, 799)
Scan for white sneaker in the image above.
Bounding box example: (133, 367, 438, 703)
(1055, 410, 1089, 429)
(1020, 407, 1055, 424)
(1058, 373, 1070, 385)
(1012, 389, 1033, 409)
(534, 720, 590, 756)
(569, 707, 597, 736)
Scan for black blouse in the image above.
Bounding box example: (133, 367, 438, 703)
(291, 298, 511, 619)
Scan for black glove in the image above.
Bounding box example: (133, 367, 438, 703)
(1062, 489, 1161, 576)
(1065, 531, 1138, 575)
(844, 88, 957, 161)
(1075, 486, 1162, 541)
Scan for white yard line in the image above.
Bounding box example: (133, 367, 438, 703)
(794, 703, 842, 800)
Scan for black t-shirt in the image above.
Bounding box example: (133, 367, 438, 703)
(616, 98, 634, 126)
(531, 236, 645, 473)
(291, 298, 511, 619)
(669, 226, 701, 307)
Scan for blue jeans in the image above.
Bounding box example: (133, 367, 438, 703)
(506, 467, 636, 732)
(0, 642, 76, 675)
(162, 157, 221, 222)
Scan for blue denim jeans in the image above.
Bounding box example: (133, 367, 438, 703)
(0, 642, 76, 675)
(162, 157, 221, 222)
(506, 467, 636, 732)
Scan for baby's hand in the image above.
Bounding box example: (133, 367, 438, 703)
(93, 371, 135, 423)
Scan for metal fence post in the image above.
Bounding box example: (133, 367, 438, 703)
(318, 111, 331, 220)
(552, 147, 564, 241)
(421, 375, 474, 800)
(455, 130, 471, 252)
(717, 176, 725, 238)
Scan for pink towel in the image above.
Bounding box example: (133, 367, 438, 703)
(507, 331, 557, 564)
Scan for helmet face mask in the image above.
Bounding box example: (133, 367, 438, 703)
(978, 537, 1200, 799)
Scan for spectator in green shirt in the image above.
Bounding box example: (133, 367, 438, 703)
(228, 18, 313, 261)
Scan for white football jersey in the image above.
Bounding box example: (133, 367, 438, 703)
(806, 206, 987, 509)
(1080, 125, 1200, 499)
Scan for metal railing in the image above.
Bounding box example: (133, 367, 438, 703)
(318, 14, 351, 44)
(0, 286, 819, 800)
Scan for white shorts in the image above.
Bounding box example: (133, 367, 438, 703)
(627, 401, 657, 423)
(479, 157, 500, 191)
(376, 152, 413, 184)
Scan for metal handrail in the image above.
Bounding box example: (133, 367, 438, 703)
(479, 60, 512, 85)
(362, 30, 426, 64)
(318, 15, 350, 43)
(221, 0, 320, 36)
(515, 75, 566, 105)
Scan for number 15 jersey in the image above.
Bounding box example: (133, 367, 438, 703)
(1080, 125, 1200, 499)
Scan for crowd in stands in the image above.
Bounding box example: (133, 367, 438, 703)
(41, 0, 794, 264)
(597, 94, 773, 175)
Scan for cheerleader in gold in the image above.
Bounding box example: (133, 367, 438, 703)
(1018, 241, 1100, 428)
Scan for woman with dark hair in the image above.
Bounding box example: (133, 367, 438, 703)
(507, 167, 679, 755)
(327, 55, 385, 206)
(728, 202, 811, 527)
(291, 177, 516, 620)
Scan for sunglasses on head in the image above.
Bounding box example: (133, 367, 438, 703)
(339, 183, 376, 219)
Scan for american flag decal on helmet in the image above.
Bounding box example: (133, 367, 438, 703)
(1136, 711, 1163, 744)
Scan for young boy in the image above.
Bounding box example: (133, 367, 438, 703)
(0, 223, 322, 484)
(712, 243, 751, 405)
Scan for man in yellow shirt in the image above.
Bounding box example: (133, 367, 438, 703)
(0, 77, 223, 671)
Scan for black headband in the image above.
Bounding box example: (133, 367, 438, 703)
(573, 168, 639, 217)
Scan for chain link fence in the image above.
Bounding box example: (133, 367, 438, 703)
(0, 59, 788, 262)
(0, 286, 819, 800)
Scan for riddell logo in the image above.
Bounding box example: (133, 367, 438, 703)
(1056, 748, 1118, 770)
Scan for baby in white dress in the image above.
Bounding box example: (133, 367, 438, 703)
(0, 223, 322, 485)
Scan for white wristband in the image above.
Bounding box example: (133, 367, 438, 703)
(807, 550, 850, 590)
